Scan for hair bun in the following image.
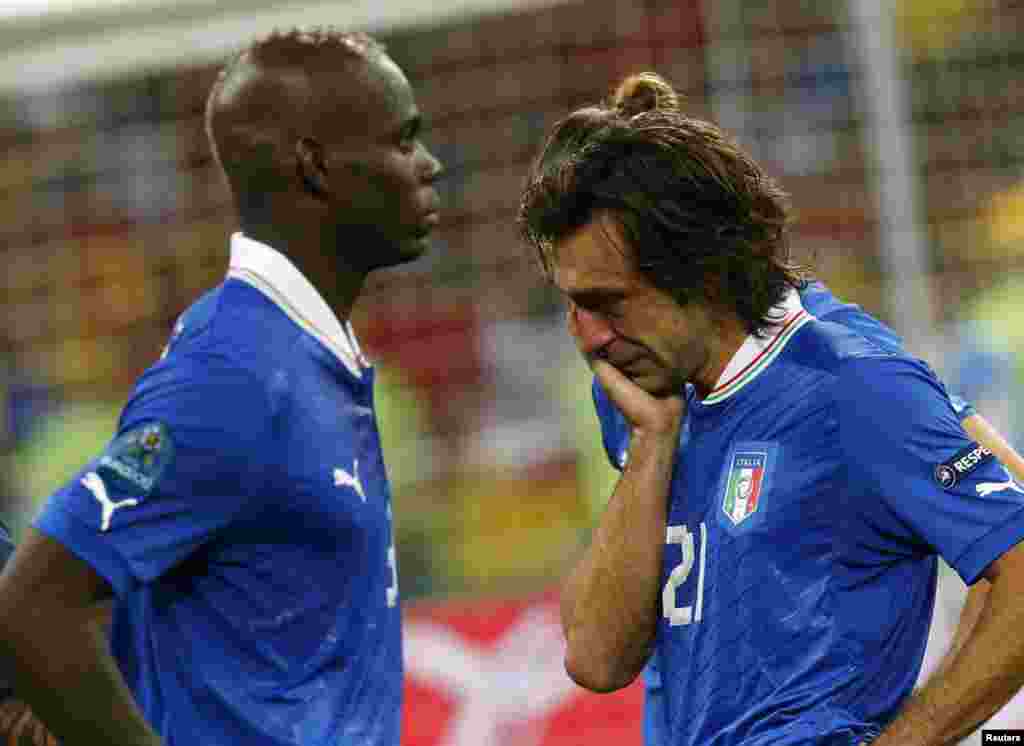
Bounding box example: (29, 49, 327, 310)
(611, 72, 680, 116)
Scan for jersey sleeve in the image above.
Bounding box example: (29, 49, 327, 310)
(0, 523, 13, 570)
(836, 356, 1024, 584)
(32, 356, 280, 597)
(0, 523, 14, 703)
(947, 393, 977, 421)
(592, 378, 629, 472)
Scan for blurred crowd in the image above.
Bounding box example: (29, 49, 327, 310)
(1, 0, 1023, 614)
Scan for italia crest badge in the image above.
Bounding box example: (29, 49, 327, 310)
(722, 450, 766, 525)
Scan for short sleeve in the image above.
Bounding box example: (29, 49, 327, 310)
(33, 357, 279, 597)
(592, 378, 629, 472)
(947, 393, 976, 420)
(0, 523, 13, 569)
(837, 356, 1024, 584)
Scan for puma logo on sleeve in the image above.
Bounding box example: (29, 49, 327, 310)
(976, 480, 1024, 498)
(81, 472, 140, 532)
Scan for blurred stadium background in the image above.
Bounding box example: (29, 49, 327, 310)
(1, 0, 1023, 743)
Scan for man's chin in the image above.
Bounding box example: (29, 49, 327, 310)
(370, 236, 431, 270)
(626, 371, 666, 396)
(397, 235, 431, 262)
(630, 371, 684, 398)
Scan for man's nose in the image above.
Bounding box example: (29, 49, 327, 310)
(568, 305, 616, 358)
(420, 144, 444, 183)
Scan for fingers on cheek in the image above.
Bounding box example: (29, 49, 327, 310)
(566, 306, 581, 338)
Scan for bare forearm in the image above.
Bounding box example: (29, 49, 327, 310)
(929, 579, 990, 682)
(962, 414, 1024, 485)
(561, 432, 676, 692)
(0, 614, 160, 746)
(875, 572, 1024, 746)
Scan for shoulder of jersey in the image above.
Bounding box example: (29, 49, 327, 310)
(161, 287, 223, 358)
(789, 317, 900, 374)
(163, 282, 305, 361)
(132, 287, 293, 431)
(798, 281, 843, 317)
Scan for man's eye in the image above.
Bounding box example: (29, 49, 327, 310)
(582, 305, 621, 323)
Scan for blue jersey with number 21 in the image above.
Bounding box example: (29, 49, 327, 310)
(598, 283, 1024, 746)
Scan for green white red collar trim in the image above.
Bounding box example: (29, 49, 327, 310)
(703, 291, 812, 405)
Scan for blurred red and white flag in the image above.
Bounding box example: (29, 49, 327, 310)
(402, 590, 643, 746)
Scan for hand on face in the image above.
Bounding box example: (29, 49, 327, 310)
(567, 297, 684, 403)
(592, 359, 685, 441)
(557, 219, 697, 399)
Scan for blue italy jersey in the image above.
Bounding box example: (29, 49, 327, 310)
(798, 282, 977, 422)
(0, 522, 13, 704)
(0, 523, 13, 571)
(596, 287, 1024, 746)
(636, 282, 979, 746)
(798, 281, 902, 353)
(34, 234, 402, 746)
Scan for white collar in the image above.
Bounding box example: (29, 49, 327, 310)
(226, 232, 366, 378)
(703, 289, 812, 405)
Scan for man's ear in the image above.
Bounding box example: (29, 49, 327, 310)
(295, 137, 328, 198)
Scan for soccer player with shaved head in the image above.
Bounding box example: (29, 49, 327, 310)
(0, 27, 442, 746)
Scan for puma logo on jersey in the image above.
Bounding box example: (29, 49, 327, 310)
(976, 480, 1024, 497)
(81, 472, 139, 532)
(334, 461, 365, 502)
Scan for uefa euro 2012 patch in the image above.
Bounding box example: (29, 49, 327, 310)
(95, 421, 175, 497)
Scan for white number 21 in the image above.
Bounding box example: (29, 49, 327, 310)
(662, 521, 707, 626)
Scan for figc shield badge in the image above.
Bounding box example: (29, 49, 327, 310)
(722, 450, 766, 526)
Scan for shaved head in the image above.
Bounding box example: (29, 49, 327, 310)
(203, 26, 443, 272)
(205, 28, 388, 205)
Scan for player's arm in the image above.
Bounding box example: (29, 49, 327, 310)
(963, 413, 1024, 486)
(873, 539, 1024, 746)
(0, 601, 114, 746)
(936, 413, 1024, 669)
(0, 528, 162, 746)
(838, 358, 1024, 746)
(871, 410, 1024, 746)
(560, 360, 683, 693)
(0, 522, 59, 746)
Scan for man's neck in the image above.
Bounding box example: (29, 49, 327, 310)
(240, 221, 366, 323)
(692, 314, 749, 399)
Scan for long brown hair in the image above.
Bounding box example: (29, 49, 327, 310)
(519, 73, 806, 336)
